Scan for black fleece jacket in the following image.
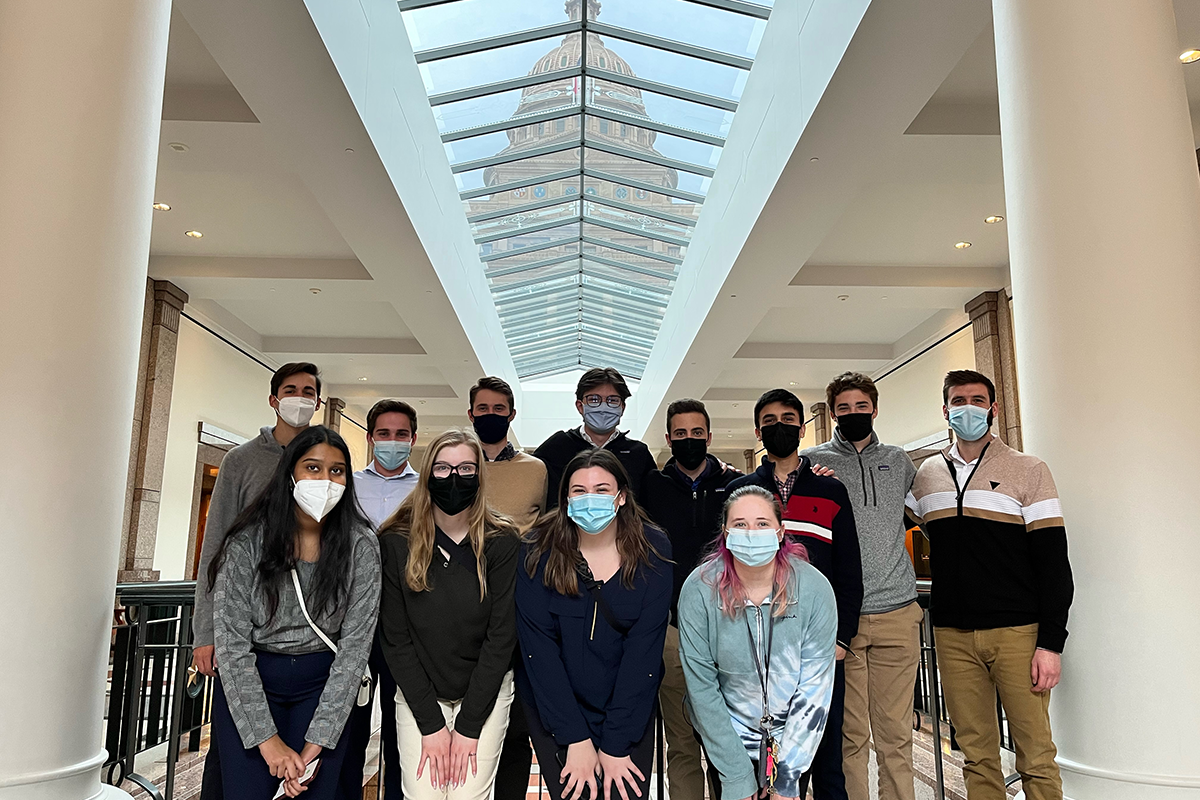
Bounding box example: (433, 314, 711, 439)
(641, 455, 743, 624)
(534, 428, 657, 509)
(728, 457, 864, 647)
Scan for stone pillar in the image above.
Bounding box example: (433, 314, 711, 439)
(809, 402, 832, 445)
(994, 1, 1200, 798)
(0, 2, 170, 798)
(965, 290, 1023, 450)
(323, 396, 347, 432)
(118, 279, 188, 583)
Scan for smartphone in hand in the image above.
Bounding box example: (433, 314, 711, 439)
(272, 758, 320, 799)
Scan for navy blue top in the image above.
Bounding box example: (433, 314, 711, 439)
(515, 526, 673, 757)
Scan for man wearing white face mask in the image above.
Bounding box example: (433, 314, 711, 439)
(905, 370, 1074, 800)
(355, 399, 420, 530)
(534, 367, 656, 510)
(193, 361, 322, 800)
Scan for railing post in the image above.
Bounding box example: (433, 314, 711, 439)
(922, 608, 946, 800)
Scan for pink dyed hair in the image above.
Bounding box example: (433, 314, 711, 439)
(702, 485, 809, 618)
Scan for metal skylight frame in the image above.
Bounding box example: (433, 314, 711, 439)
(398, 0, 770, 377)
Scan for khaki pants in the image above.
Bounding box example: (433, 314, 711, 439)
(394, 671, 515, 800)
(660, 624, 706, 800)
(842, 601, 922, 800)
(934, 626, 1062, 800)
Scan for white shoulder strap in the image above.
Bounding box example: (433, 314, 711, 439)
(291, 568, 337, 654)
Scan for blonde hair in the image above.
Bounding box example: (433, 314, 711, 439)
(380, 428, 517, 600)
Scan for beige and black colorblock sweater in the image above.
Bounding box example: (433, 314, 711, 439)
(905, 437, 1074, 652)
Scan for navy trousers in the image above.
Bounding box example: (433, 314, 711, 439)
(524, 701, 655, 800)
(212, 651, 353, 800)
(339, 636, 402, 800)
(810, 660, 848, 800)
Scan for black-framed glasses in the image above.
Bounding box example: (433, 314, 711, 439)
(582, 394, 623, 409)
(431, 462, 478, 479)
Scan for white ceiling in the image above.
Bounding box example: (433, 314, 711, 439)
(151, 0, 1200, 454)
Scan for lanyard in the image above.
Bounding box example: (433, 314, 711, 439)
(745, 602, 776, 731)
(942, 441, 991, 516)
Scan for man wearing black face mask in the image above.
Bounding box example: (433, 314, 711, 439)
(466, 376, 547, 800)
(802, 373, 920, 800)
(640, 398, 742, 800)
(727, 388, 862, 800)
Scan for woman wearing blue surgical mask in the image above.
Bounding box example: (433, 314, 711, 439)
(208, 425, 380, 799)
(516, 448, 672, 800)
(677, 486, 837, 800)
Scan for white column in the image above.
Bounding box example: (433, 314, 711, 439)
(0, 3, 170, 799)
(994, 2, 1200, 798)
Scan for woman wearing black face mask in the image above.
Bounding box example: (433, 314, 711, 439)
(378, 428, 521, 799)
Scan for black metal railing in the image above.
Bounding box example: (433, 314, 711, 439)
(106, 580, 211, 800)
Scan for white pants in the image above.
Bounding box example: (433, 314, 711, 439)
(394, 670, 514, 800)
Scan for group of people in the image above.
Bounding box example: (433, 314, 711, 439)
(190, 362, 1074, 800)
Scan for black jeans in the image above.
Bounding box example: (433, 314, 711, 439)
(524, 702, 656, 800)
(809, 660, 848, 800)
(493, 688, 533, 800)
(337, 637, 402, 800)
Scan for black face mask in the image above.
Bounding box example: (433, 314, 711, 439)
(759, 422, 801, 458)
(670, 437, 708, 471)
(427, 474, 480, 516)
(835, 412, 874, 443)
(472, 413, 510, 445)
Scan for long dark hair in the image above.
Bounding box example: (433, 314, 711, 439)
(523, 448, 663, 595)
(207, 425, 368, 622)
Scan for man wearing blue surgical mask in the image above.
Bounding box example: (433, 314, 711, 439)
(344, 399, 420, 800)
(355, 399, 419, 529)
(906, 370, 1074, 800)
(534, 367, 657, 510)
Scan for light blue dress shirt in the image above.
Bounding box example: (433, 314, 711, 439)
(354, 461, 419, 530)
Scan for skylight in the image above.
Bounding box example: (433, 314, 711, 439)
(399, 0, 771, 378)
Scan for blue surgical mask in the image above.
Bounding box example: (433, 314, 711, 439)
(582, 406, 623, 435)
(373, 440, 411, 471)
(948, 405, 991, 442)
(568, 493, 620, 535)
(726, 529, 780, 567)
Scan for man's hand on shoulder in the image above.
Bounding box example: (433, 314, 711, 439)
(810, 463, 837, 479)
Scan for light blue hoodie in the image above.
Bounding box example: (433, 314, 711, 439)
(678, 555, 836, 799)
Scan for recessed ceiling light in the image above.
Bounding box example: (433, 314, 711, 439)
(954, 241, 972, 249)
(809, 157, 819, 162)
(168, 142, 189, 153)
(184, 229, 203, 238)
(309, 287, 321, 294)
(732, 403, 739, 408)
(837, 294, 849, 301)
(1180, 49, 1200, 63)
(152, 202, 171, 211)
(789, 382, 797, 386)
(984, 215, 1004, 224)
(357, 376, 368, 382)
(419, 400, 427, 405)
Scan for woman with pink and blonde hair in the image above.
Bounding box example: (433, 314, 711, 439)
(678, 485, 837, 800)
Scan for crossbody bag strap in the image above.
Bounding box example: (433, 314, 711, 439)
(291, 568, 337, 654)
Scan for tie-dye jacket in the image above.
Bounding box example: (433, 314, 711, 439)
(678, 556, 837, 799)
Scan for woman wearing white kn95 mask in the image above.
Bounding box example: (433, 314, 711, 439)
(208, 425, 380, 800)
(678, 485, 838, 800)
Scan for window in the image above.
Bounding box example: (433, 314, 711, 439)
(556, 118, 566, 133)
(599, 120, 609, 134)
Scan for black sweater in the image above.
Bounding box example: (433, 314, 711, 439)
(534, 428, 658, 509)
(640, 455, 742, 624)
(378, 527, 519, 738)
(728, 457, 864, 647)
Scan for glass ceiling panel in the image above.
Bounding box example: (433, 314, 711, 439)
(417, 35, 582, 96)
(399, 0, 770, 378)
(400, 1, 566, 52)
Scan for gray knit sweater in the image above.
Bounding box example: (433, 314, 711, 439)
(803, 430, 918, 615)
(214, 523, 381, 749)
(194, 426, 286, 647)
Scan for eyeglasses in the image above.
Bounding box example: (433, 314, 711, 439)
(582, 394, 623, 409)
(431, 462, 478, 479)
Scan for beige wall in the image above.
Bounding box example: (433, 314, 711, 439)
(155, 318, 370, 580)
(872, 326, 975, 449)
(155, 319, 276, 580)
